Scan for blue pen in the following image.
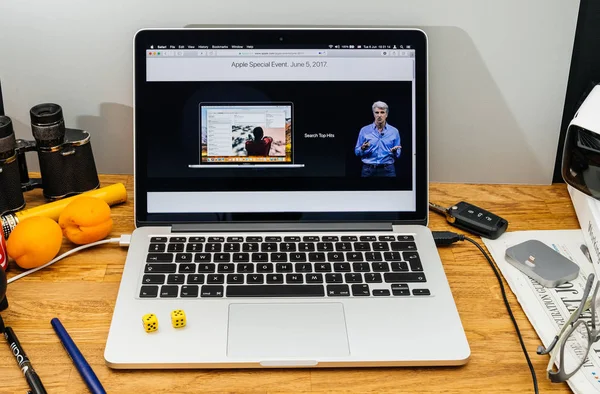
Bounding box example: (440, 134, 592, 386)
(51, 318, 106, 394)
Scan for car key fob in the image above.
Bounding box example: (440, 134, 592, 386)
(429, 201, 508, 239)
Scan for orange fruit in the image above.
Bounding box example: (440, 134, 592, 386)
(58, 196, 113, 245)
(6, 216, 63, 269)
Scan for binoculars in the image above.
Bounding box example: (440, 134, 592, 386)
(0, 101, 100, 216)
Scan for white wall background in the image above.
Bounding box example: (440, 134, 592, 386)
(0, 0, 580, 184)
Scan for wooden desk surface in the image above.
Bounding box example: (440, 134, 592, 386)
(0, 175, 578, 393)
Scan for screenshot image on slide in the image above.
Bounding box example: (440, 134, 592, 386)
(198, 103, 294, 167)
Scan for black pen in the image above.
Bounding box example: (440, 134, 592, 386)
(3, 324, 47, 394)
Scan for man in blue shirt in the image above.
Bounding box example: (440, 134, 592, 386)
(354, 101, 401, 177)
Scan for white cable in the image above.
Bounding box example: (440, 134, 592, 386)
(7, 236, 125, 284)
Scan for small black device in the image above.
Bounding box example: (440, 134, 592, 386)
(429, 201, 508, 239)
(0, 99, 100, 215)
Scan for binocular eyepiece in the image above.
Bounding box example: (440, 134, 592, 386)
(0, 103, 100, 216)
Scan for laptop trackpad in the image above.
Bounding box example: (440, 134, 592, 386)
(227, 303, 350, 360)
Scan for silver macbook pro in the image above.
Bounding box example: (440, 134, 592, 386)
(104, 27, 470, 368)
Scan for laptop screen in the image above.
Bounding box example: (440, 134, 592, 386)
(134, 29, 428, 225)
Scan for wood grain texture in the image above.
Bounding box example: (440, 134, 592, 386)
(0, 176, 578, 393)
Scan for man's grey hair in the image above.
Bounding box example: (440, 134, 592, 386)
(372, 101, 389, 114)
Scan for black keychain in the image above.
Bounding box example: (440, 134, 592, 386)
(429, 201, 508, 239)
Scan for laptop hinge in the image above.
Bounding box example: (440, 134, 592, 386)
(171, 222, 393, 233)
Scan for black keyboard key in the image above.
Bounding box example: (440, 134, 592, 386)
(303, 236, 320, 242)
(346, 252, 363, 261)
(379, 235, 396, 241)
(167, 243, 185, 252)
(180, 285, 199, 297)
(287, 274, 303, 283)
(327, 252, 345, 261)
(327, 285, 350, 296)
(186, 243, 203, 252)
(197, 264, 215, 273)
(392, 289, 411, 296)
(233, 253, 250, 263)
(404, 251, 421, 261)
(227, 274, 245, 284)
(206, 243, 222, 252)
(142, 274, 165, 284)
(280, 243, 296, 252)
(335, 242, 352, 251)
(322, 236, 338, 242)
(365, 252, 382, 261)
(391, 242, 417, 251)
(139, 286, 158, 297)
(227, 285, 325, 297)
(372, 242, 389, 251)
(365, 273, 383, 283)
(266, 274, 284, 284)
(333, 263, 351, 272)
(265, 236, 282, 242)
(352, 262, 370, 272)
(391, 262, 409, 271)
(384, 251, 402, 261)
(359, 235, 376, 241)
(397, 235, 414, 241)
(290, 253, 307, 262)
(224, 243, 240, 252)
(271, 253, 287, 262)
(384, 273, 427, 283)
(150, 237, 167, 243)
(413, 289, 431, 296)
(247, 274, 264, 284)
(170, 237, 187, 243)
(299, 242, 315, 251)
(167, 274, 185, 284)
(352, 284, 370, 296)
(373, 289, 391, 296)
(341, 236, 358, 241)
(306, 273, 323, 283)
(160, 285, 179, 297)
(147, 253, 173, 263)
(353, 242, 370, 251)
(175, 253, 193, 262)
(251, 253, 269, 262)
(344, 273, 362, 283)
(189, 236, 205, 242)
(242, 243, 259, 252)
(261, 243, 278, 252)
(257, 263, 274, 273)
(227, 236, 244, 242)
(237, 263, 254, 273)
(144, 264, 176, 273)
(284, 236, 301, 242)
(295, 263, 312, 272)
(217, 264, 235, 273)
(195, 253, 212, 262)
(372, 262, 390, 272)
(246, 236, 263, 242)
(201, 285, 224, 297)
(276, 263, 293, 272)
(187, 274, 205, 284)
(317, 243, 334, 251)
(409, 259, 423, 272)
(315, 263, 332, 272)
(214, 253, 231, 263)
(208, 237, 224, 242)
(148, 243, 166, 252)
(207, 274, 225, 284)
(325, 273, 343, 283)
(308, 252, 326, 262)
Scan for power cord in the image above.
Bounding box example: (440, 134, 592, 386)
(7, 234, 131, 284)
(432, 231, 539, 394)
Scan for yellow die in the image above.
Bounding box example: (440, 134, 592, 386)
(171, 309, 186, 328)
(142, 313, 158, 332)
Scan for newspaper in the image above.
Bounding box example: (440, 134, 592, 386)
(483, 230, 600, 394)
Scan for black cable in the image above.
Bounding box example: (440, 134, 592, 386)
(432, 231, 539, 394)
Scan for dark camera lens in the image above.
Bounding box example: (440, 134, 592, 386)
(0, 116, 13, 139)
(30, 103, 63, 126)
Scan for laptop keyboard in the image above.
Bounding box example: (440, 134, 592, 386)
(138, 234, 430, 299)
